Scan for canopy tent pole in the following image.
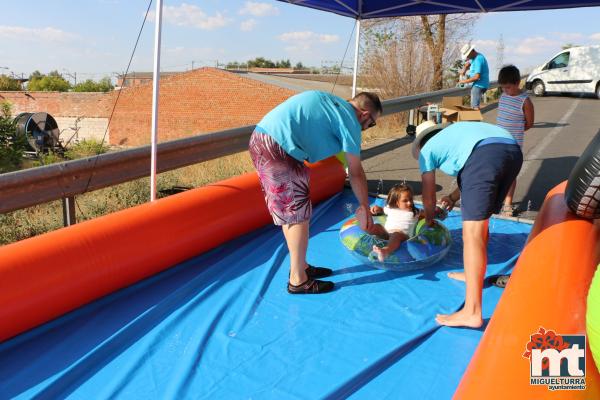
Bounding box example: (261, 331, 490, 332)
(351, 18, 361, 97)
(150, 0, 163, 202)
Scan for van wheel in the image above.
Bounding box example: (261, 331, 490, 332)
(596, 83, 600, 99)
(532, 80, 545, 97)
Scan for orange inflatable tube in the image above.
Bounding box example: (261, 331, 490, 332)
(455, 181, 600, 399)
(0, 157, 345, 343)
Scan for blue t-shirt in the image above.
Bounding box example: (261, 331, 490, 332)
(419, 122, 513, 176)
(469, 53, 489, 89)
(255, 91, 362, 162)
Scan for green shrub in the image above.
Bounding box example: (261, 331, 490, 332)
(0, 75, 21, 91)
(33, 152, 65, 166)
(0, 101, 27, 173)
(65, 139, 110, 159)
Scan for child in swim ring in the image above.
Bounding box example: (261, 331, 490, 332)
(357, 183, 422, 262)
(356, 183, 448, 262)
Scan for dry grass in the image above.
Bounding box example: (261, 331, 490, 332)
(362, 113, 409, 142)
(0, 201, 64, 245)
(0, 152, 255, 245)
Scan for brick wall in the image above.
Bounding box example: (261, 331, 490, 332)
(0, 91, 111, 118)
(108, 68, 296, 146)
(1, 68, 297, 147)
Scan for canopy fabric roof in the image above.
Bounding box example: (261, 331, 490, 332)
(276, 0, 600, 18)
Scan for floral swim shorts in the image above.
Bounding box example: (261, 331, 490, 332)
(249, 130, 312, 225)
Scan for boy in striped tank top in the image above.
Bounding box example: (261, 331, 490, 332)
(496, 65, 535, 216)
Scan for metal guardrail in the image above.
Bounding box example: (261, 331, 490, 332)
(382, 83, 496, 115)
(0, 82, 499, 222)
(0, 125, 254, 215)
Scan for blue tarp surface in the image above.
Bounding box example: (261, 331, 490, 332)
(0, 190, 531, 399)
(276, 0, 600, 18)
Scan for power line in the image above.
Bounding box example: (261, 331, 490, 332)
(75, 0, 154, 220)
(331, 20, 357, 93)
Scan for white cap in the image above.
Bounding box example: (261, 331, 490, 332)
(460, 44, 475, 60)
(411, 120, 451, 159)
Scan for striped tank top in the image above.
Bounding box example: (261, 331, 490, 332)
(496, 92, 528, 146)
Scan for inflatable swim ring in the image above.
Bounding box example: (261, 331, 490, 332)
(587, 264, 600, 371)
(339, 215, 452, 271)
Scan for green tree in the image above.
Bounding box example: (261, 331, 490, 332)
(276, 59, 291, 68)
(29, 70, 43, 80)
(0, 102, 27, 173)
(295, 62, 305, 69)
(72, 77, 114, 92)
(248, 57, 276, 68)
(0, 75, 21, 91)
(28, 70, 71, 92)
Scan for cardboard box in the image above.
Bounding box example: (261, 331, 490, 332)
(441, 96, 463, 108)
(439, 96, 482, 122)
(440, 106, 483, 122)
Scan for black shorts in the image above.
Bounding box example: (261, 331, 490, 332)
(458, 142, 523, 221)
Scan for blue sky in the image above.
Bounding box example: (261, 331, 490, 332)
(1, 0, 599, 82)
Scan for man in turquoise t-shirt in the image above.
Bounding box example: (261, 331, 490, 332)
(413, 120, 522, 328)
(459, 44, 490, 110)
(249, 91, 382, 294)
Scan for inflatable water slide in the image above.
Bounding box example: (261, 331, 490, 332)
(0, 132, 599, 398)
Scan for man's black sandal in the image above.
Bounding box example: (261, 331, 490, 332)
(287, 278, 334, 294)
(306, 264, 332, 279)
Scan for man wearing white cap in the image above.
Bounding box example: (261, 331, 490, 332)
(459, 44, 489, 110)
(412, 120, 522, 328)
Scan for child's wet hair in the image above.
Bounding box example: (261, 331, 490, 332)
(498, 65, 521, 85)
(386, 183, 418, 215)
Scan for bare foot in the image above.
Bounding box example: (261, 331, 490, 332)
(372, 245, 389, 262)
(447, 271, 465, 281)
(356, 206, 368, 230)
(435, 308, 483, 328)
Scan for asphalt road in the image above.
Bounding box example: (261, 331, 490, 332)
(360, 94, 600, 220)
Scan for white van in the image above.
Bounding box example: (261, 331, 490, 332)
(526, 45, 600, 98)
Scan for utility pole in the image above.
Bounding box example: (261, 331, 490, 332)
(62, 69, 77, 86)
(191, 60, 194, 70)
(496, 34, 505, 74)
